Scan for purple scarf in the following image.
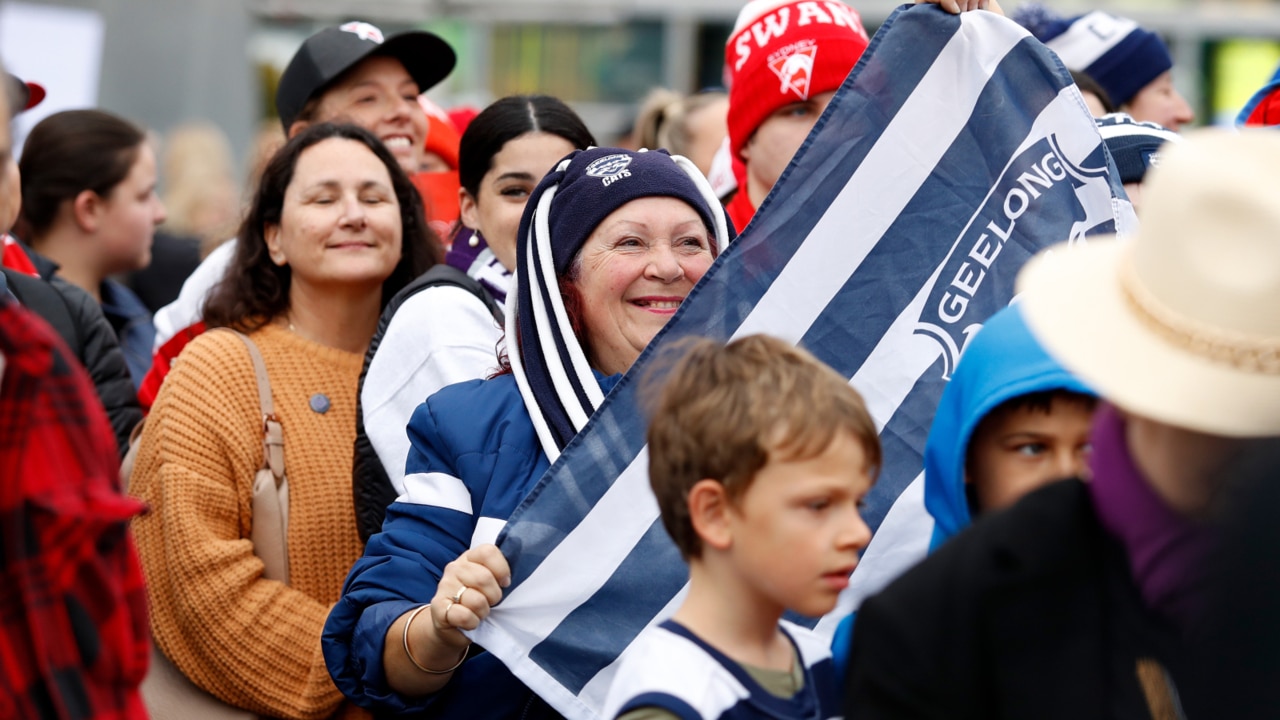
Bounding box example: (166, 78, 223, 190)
(1088, 404, 1213, 628)
(445, 228, 511, 304)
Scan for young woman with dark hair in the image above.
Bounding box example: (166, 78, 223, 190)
(17, 109, 166, 386)
(128, 122, 439, 719)
(451, 94, 597, 296)
(354, 95, 595, 538)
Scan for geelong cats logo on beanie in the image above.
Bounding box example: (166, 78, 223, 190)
(585, 153, 634, 186)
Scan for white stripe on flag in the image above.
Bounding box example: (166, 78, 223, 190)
(486, 449, 658, 639)
(735, 11, 1026, 343)
(399, 472, 472, 515)
(850, 87, 1102, 428)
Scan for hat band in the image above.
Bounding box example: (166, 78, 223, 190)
(1120, 260, 1280, 375)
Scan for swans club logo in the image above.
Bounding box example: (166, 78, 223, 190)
(768, 41, 817, 100)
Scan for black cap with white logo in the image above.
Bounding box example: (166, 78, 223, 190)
(275, 21, 456, 132)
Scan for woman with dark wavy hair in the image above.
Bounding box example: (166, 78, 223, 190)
(129, 122, 439, 719)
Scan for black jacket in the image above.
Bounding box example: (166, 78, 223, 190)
(4, 258, 142, 456)
(847, 479, 1208, 719)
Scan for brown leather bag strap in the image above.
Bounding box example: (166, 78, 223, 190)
(223, 329, 290, 585)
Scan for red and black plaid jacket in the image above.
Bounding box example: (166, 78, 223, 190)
(0, 297, 150, 719)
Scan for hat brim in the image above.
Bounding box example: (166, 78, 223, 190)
(1017, 239, 1280, 438)
(374, 31, 456, 97)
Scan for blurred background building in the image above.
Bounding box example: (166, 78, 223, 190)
(3, 0, 1279, 182)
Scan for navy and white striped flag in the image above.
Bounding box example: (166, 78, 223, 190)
(470, 5, 1134, 719)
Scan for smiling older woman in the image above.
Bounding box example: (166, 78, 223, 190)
(129, 123, 439, 719)
(324, 147, 732, 719)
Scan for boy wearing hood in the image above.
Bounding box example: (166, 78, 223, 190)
(922, 304, 1096, 549)
(831, 304, 1095, 675)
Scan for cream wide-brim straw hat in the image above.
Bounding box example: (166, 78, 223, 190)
(1016, 128, 1280, 438)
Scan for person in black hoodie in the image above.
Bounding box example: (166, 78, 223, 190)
(1, 73, 140, 456)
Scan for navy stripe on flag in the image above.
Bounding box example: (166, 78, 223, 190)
(798, 36, 1067, 379)
(528, 520, 687, 694)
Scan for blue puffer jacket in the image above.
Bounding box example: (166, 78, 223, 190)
(324, 371, 620, 718)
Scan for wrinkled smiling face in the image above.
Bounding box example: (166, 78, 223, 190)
(312, 55, 428, 174)
(571, 196, 714, 376)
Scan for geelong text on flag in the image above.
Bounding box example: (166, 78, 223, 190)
(469, 6, 1134, 719)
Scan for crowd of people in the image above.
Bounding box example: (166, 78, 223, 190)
(2, 0, 1277, 718)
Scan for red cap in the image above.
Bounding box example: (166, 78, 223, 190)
(419, 95, 461, 171)
(23, 81, 45, 110)
(446, 106, 480, 135)
(725, 0, 868, 160)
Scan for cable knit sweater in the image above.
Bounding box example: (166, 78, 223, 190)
(130, 323, 368, 720)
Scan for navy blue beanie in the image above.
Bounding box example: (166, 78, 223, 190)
(537, 147, 722, 276)
(1095, 113, 1179, 185)
(1017, 7, 1172, 108)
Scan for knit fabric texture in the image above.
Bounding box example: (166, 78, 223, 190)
(1095, 112, 1180, 185)
(1023, 9, 1172, 108)
(544, 147, 721, 275)
(725, 0, 868, 159)
(130, 323, 368, 720)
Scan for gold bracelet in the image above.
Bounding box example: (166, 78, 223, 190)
(402, 603, 470, 675)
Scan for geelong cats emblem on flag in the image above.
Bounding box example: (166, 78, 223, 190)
(469, 6, 1135, 719)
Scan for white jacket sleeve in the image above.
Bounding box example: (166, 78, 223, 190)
(362, 285, 504, 495)
(152, 240, 236, 351)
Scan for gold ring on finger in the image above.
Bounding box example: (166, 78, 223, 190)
(451, 585, 468, 604)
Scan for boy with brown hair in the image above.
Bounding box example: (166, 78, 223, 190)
(603, 333, 880, 720)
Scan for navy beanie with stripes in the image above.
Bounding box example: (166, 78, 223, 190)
(540, 147, 721, 276)
(1017, 7, 1172, 108)
(1096, 113, 1179, 185)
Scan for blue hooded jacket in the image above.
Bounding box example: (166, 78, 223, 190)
(923, 303, 1094, 551)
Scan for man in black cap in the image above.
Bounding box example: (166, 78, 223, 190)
(143, 21, 456, 406)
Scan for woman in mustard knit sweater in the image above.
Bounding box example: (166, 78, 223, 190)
(130, 123, 440, 719)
